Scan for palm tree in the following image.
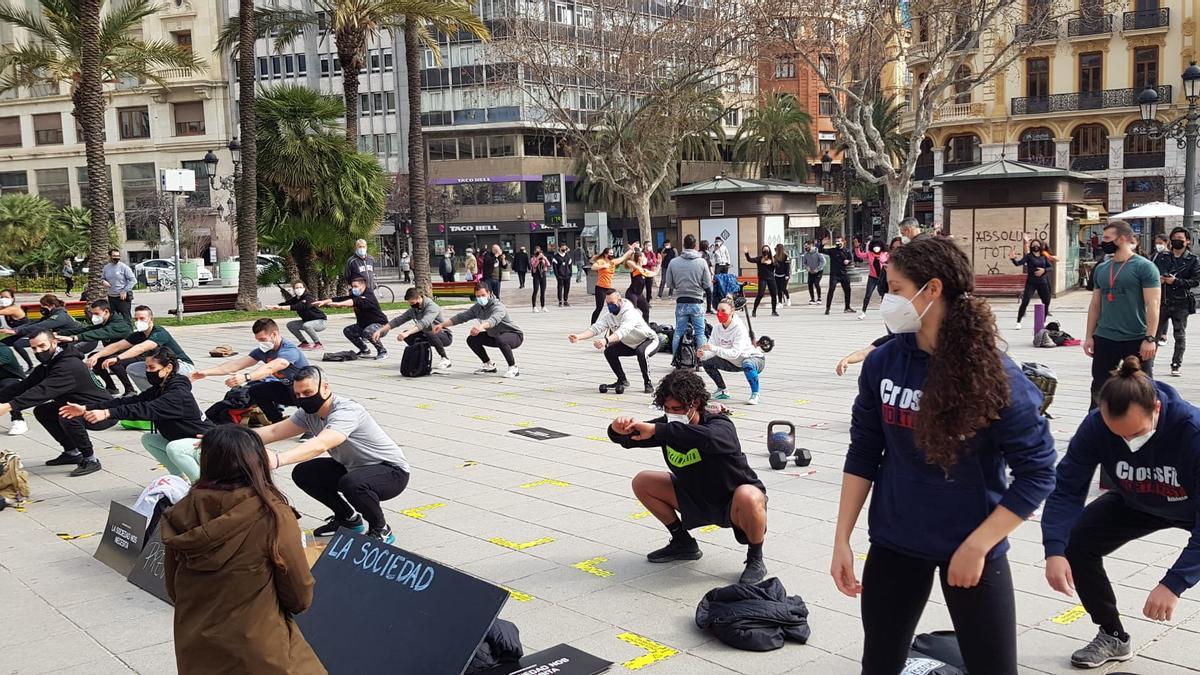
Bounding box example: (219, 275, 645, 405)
(0, 0, 202, 299)
(234, 0, 259, 310)
(733, 92, 817, 181)
(0, 194, 55, 257)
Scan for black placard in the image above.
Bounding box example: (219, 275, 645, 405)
(297, 528, 509, 675)
(127, 525, 173, 605)
(509, 427, 569, 441)
(474, 644, 612, 675)
(93, 501, 148, 577)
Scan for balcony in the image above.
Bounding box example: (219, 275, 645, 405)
(1123, 8, 1169, 31)
(1011, 84, 1171, 115)
(1070, 154, 1108, 172)
(943, 160, 981, 173)
(1067, 14, 1112, 37)
(1015, 21, 1059, 42)
(158, 67, 198, 81)
(174, 120, 205, 136)
(932, 101, 984, 123)
(1125, 151, 1165, 169)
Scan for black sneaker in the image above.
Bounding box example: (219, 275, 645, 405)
(643, 382, 654, 393)
(313, 513, 365, 537)
(45, 450, 83, 466)
(739, 557, 768, 584)
(1172, 364, 1182, 377)
(366, 524, 395, 545)
(647, 536, 702, 563)
(357, 349, 372, 357)
(69, 458, 101, 477)
(375, 350, 389, 361)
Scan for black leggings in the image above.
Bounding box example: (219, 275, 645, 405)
(94, 359, 135, 394)
(466, 332, 523, 366)
(555, 275, 571, 304)
(604, 338, 656, 384)
(807, 271, 822, 301)
(1016, 280, 1052, 323)
(591, 285, 614, 324)
(626, 276, 650, 322)
(291, 458, 409, 531)
(753, 276, 778, 314)
(826, 274, 851, 312)
(862, 276, 886, 312)
(860, 544, 1017, 675)
(774, 275, 789, 301)
(530, 272, 547, 308)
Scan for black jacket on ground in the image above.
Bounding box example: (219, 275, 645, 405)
(1153, 250, 1200, 310)
(1, 346, 111, 411)
(465, 619, 523, 673)
(695, 577, 811, 651)
(87, 373, 213, 442)
(281, 292, 327, 322)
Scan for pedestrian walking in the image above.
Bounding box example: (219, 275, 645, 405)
(855, 240, 888, 319)
(802, 241, 824, 304)
(1153, 226, 1200, 376)
(529, 246, 550, 312)
(439, 249, 456, 282)
(820, 234, 854, 315)
(464, 248, 479, 281)
(573, 244, 585, 283)
(1012, 234, 1054, 330)
(700, 240, 716, 313)
(657, 240, 677, 299)
(62, 259, 74, 296)
(773, 244, 792, 308)
(743, 246, 779, 317)
(513, 246, 530, 289)
(641, 240, 658, 307)
(552, 243, 573, 306)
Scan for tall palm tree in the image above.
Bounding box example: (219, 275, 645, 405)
(0, 0, 202, 299)
(733, 92, 817, 181)
(234, 0, 259, 310)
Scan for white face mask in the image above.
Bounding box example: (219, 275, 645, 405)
(0, 298, 11, 308)
(665, 412, 691, 425)
(356, 247, 367, 257)
(134, 320, 150, 332)
(900, 235, 911, 245)
(879, 282, 932, 334)
(257, 339, 276, 352)
(293, 287, 305, 296)
(90, 314, 105, 325)
(1125, 413, 1158, 453)
(1156, 244, 1167, 253)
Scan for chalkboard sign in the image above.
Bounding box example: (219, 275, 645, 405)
(474, 644, 612, 675)
(297, 528, 509, 675)
(127, 524, 173, 605)
(93, 501, 148, 577)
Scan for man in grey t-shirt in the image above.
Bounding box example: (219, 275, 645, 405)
(258, 366, 409, 544)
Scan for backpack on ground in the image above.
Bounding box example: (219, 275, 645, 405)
(672, 325, 699, 369)
(0, 450, 30, 509)
(400, 339, 433, 378)
(1021, 362, 1058, 418)
(650, 322, 674, 355)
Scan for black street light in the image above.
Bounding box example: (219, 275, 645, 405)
(1136, 62, 1200, 231)
(202, 138, 241, 222)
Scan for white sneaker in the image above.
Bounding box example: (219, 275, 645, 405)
(504, 365, 520, 378)
(1014, 322, 1022, 330)
(532, 306, 540, 313)
(8, 420, 27, 436)
(786, 298, 792, 307)
(747, 393, 760, 405)
(438, 358, 452, 371)
(474, 363, 498, 374)
(857, 311, 865, 320)
(541, 306, 549, 312)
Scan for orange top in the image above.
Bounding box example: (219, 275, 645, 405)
(596, 262, 615, 288)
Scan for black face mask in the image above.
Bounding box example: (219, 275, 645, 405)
(1172, 239, 1187, 250)
(1030, 246, 1041, 253)
(146, 369, 165, 387)
(1101, 240, 1119, 254)
(296, 371, 329, 414)
(35, 347, 57, 365)
(110, 257, 120, 263)
(39, 307, 49, 318)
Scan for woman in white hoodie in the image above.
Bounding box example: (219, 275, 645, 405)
(698, 299, 765, 405)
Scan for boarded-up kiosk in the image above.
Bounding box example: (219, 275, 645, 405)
(936, 160, 1094, 297)
(671, 177, 823, 281)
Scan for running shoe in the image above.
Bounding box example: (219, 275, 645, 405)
(647, 536, 702, 563)
(1070, 631, 1132, 668)
(314, 513, 366, 537)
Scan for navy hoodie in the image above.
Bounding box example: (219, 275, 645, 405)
(845, 333, 1057, 561)
(1042, 381, 1200, 597)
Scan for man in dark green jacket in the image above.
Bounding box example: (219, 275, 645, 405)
(55, 300, 134, 395)
(0, 343, 26, 436)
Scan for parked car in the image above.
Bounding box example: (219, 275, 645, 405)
(135, 258, 212, 285)
(0, 264, 12, 277)
(232, 254, 285, 276)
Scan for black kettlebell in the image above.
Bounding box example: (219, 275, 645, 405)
(767, 420, 795, 470)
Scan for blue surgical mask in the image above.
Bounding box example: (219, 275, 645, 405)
(476, 296, 490, 306)
(607, 303, 621, 315)
(351, 287, 362, 296)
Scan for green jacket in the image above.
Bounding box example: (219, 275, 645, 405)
(0, 343, 25, 381)
(58, 314, 133, 346)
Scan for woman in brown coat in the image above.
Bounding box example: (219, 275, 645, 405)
(162, 424, 326, 675)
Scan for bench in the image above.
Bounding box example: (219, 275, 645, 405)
(21, 301, 88, 319)
(973, 274, 1026, 297)
(168, 292, 238, 316)
(736, 276, 760, 295)
(431, 281, 477, 299)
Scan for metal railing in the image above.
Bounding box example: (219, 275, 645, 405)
(1011, 84, 1172, 115)
(174, 120, 205, 136)
(1067, 14, 1112, 36)
(1070, 154, 1108, 171)
(1124, 152, 1165, 169)
(1020, 155, 1057, 167)
(943, 160, 981, 173)
(1015, 21, 1059, 41)
(1122, 8, 1169, 30)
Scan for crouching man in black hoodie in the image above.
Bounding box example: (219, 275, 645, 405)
(609, 368, 768, 584)
(0, 329, 115, 476)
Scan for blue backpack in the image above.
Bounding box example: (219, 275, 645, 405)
(714, 273, 741, 300)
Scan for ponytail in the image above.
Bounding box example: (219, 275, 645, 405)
(1098, 356, 1156, 417)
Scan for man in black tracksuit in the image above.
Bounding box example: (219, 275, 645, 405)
(1153, 227, 1200, 376)
(821, 234, 855, 315)
(608, 369, 768, 585)
(0, 330, 114, 476)
(54, 299, 134, 395)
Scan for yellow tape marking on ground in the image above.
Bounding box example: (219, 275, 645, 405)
(729, 411, 744, 418)
(586, 435, 609, 442)
(698, 524, 721, 533)
(855, 553, 868, 561)
(502, 586, 535, 602)
(519, 478, 569, 489)
(56, 532, 99, 541)
(470, 414, 495, 421)
(617, 632, 677, 670)
(497, 392, 520, 398)
(564, 401, 580, 407)
(543, 387, 558, 393)
(573, 556, 614, 578)
(601, 407, 622, 414)
(602, 395, 624, 402)
(629, 510, 652, 520)
(1051, 605, 1088, 625)
(515, 421, 533, 428)
(400, 503, 446, 520)
(489, 537, 555, 550)
(794, 399, 811, 405)
(459, 460, 479, 468)
(416, 403, 434, 410)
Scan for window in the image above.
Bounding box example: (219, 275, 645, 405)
(120, 163, 160, 240)
(259, 57, 269, 78)
(387, 133, 398, 156)
(493, 182, 522, 203)
(423, 49, 436, 69)
(488, 135, 514, 157)
(77, 166, 114, 215)
(383, 51, 394, 71)
(953, 65, 972, 104)
(428, 139, 457, 161)
(297, 54, 307, 76)
(579, 6, 594, 27)
(916, 15, 928, 42)
(1079, 52, 1102, 93)
(724, 108, 740, 126)
(1071, 124, 1107, 155)
(117, 106, 150, 139)
(1134, 47, 1158, 90)
(172, 30, 192, 53)
(271, 56, 281, 77)
(774, 56, 795, 79)
(1026, 57, 1049, 98)
(709, 200, 724, 216)
(373, 134, 386, 155)
(554, 3, 573, 24)
(372, 92, 383, 116)
(1018, 127, 1055, 165)
(946, 134, 981, 166)
(33, 113, 63, 145)
(459, 137, 475, 159)
(284, 55, 294, 76)
(0, 116, 19, 147)
(370, 52, 381, 72)
(385, 91, 396, 114)
(818, 54, 835, 78)
(1027, 0, 1050, 22)
(173, 101, 205, 136)
(819, 139, 834, 152)
(818, 93, 834, 116)
(0, 171, 28, 194)
(360, 93, 370, 116)
(180, 160, 210, 207)
(35, 168, 70, 207)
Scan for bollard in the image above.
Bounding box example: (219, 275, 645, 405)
(1033, 303, 1046, 334)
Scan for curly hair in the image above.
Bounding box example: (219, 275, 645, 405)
(653, 368, 710, 411)
(888, 238, 1010, 470)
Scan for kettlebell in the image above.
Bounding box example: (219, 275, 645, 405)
(767, 420, 796, 470)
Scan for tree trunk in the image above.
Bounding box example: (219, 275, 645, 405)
(77, 0, 109, 302)
(235, 0, 259, 310)
(337, 28, 365, 143)
(634, 192, 652, 246)
(885, 175, 910, 241)
(405, 17, 430, 296)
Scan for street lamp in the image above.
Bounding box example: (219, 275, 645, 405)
(1136, 62, 1200, 232)
(202, 138, 241, 222)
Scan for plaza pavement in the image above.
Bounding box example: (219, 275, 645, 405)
(1, 282, 1199, 675)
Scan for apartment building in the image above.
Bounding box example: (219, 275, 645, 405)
(0, 0, 235, 264)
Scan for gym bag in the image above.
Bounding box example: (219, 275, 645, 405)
(322, 350, 361, 362)
(1021, 362, 1058, 417)
(0, 450, 30, 509)
(903, 631, 966, 674)
(400, 341, 432, 378)
(672, 325, 698, 369)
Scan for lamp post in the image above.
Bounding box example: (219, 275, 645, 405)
(1136, 62, 1200, 235)
(202, 138, 241, 223)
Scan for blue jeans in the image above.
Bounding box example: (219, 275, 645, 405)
(672, 302, 706, 354)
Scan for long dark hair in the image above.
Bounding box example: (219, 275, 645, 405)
(888, 238, 1009, 470)
(196, 425, 294, 570)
